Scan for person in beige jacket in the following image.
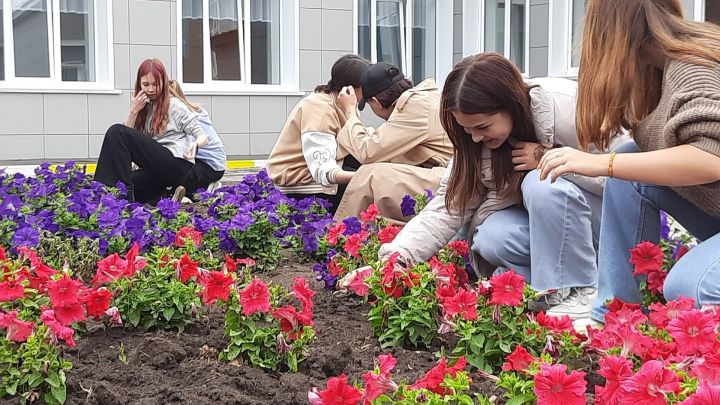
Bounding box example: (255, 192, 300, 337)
(266, 54, 369, 213)
(331, 62, 454, 222)
(378, 53, 629, 320)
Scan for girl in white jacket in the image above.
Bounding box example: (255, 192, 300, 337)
(379, 53, 627, 320)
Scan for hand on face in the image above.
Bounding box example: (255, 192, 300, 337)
(130, 90, 149, 114)
(337, 86, 358, 115)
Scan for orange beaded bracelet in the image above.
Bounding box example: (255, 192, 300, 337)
(608, 152, 617, 178)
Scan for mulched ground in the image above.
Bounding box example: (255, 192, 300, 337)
(55, 260, 504, 405)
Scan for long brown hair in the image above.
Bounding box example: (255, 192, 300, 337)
(441, 53, 538, 215)
(577, 0, 720, 150)
(314, 54, 369, 94)
(168, 80, 203, 113)
(133, 59, 170, 135)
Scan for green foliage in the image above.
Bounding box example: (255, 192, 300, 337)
(110, 251, 202, 332)
(367, 262, 440, 348)
(36, 233, 102, 282)
(497, 372, 536, 405)
(450, 289, 585, 374)
(220, 287, 316, 372)
(375, 372, 478, 405)
(228, 213, 283, 270)
(0, 330, 72, 405)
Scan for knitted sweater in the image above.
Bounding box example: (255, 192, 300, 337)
(635, 59, 720, 218)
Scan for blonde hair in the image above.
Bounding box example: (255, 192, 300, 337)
(577, 0, 720, 150)
(168, 80, 203, 113)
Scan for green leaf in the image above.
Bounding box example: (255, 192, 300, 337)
(506, 393, 536, 405)
(163, 307, 176, 321)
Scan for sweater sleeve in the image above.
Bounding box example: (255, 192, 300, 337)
(336, 109, 430, 164)
(172, 100, 207, 141)
(378, 159, 476, 263)
(665, 61, 720, 157)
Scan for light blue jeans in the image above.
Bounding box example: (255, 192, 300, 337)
(590, 143, 720, 322)
(471, 170, 602, 291)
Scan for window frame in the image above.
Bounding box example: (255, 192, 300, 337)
(0, 0, 115, 92)
(548, 0, 576, 78)
(461, 0, 529, 75)
(565, 0, 583, 78)
(176, 0, 300, 95)
(353, 0, 453, 87)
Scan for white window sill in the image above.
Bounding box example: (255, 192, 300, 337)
(0, 87, 122, 95)
(184, 90, 307, 97)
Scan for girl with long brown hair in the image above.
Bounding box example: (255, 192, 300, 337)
(94, 59, 208, 203)
(379, 53, 627, 319)
(538, 0, 720, 323)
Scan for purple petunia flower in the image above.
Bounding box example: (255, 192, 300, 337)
(0, 195, 23, 218)
(230, 212, 254, 232)
(13, 226, 40, 248)
(400, 195, 416, 217)
(342, 217, 362, 235)
(660, 210, 671, 240)
(156, 198, 180, 219)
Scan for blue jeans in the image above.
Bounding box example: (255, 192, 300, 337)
(590, 143, 720, 322)
(471, 170, 601, 291)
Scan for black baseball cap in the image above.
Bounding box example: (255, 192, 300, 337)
(358, 62, 405, 111)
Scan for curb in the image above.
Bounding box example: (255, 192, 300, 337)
(1, 160, 267, 176)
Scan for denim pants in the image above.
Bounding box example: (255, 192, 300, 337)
(471, 170, 602, 291)
(590, 143, 720, 322)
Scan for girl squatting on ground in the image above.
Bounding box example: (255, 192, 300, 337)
(538, 0, 720, 323)
(379, 53, 628, 320)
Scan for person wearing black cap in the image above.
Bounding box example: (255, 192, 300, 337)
(331, 62, 453, 222)
(266, 54, 369, 213)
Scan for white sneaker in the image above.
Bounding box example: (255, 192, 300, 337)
(530, 287, 598, 320)
(572, 317, 604, 336)
(207, 181, 222, 193)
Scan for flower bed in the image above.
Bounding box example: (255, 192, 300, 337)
(0, 164, 715, 405)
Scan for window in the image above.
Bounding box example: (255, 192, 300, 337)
(356, 0, 441, 85)
(178, 0, 296, 92)
(707, 0, 720, 24)
(482, 0, 528, 73)
(0, 0, 113, 90)
(569, 0, 586, 70)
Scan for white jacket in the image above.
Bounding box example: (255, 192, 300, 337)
(378, 77, 629, 272)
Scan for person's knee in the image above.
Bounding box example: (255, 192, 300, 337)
(472, 231, 501, 264)
(664, 261, 720, 306)
(663, 269, 698, 304)
(522, 171, 585, 210)
(105, 123, 129, 142)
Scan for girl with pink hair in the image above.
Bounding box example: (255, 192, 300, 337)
(94, 59, 208, 203)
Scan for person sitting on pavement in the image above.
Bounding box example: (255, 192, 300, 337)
(168, 80, 227, 200)
(266, 54, 370, 214)
(94, 59, 208, 204)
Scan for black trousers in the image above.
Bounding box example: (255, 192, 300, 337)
(94, 124, 193, 203)
(285, 155, 362, 215)
(183, 159, 225, 196)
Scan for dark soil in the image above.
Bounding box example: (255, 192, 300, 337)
(49, 259, 596, 404)
(59, 261, 502, 405)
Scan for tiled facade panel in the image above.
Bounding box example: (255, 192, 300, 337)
(0, 0, 358, 161)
